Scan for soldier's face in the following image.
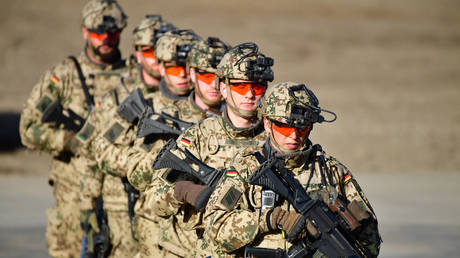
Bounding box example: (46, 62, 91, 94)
(160, 62, 190, 95)
(82, 27, 120, 55)
(190, 68, 221, 103)
(264, 118, 309, 152)
(220, 79, 265, 112)
(136, 46, 161, 76)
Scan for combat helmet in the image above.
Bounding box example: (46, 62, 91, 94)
(132, 15, 176, 47)
(262, 82, 336, 152)
(81, 0, 127, 33)
(215, 42, 274, 118)
(155, 29, 201, 65)
(186, 37, 230, 106)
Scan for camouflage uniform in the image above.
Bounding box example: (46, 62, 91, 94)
(143, 42, 274, 257)
(76, 15, 179, 258)
(203, 82, 382, 257)
(18, 1, 127, 257)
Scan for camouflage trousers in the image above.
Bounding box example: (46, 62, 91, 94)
(133, 215, 162, 258)
(106, 210, 139, 257)
(46, 179, 81, 258)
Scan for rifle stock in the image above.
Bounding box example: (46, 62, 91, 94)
(117, 88, 149, 123)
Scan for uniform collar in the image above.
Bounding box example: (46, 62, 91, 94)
(220, 109, 264, 138)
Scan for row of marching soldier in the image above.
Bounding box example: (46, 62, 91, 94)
(19, 0, 382, 257)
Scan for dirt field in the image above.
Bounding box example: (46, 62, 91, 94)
(1, 0, 459, 257)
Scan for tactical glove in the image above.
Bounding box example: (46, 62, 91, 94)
(174, 181, 209, 210)
(266, 206, 307, 241)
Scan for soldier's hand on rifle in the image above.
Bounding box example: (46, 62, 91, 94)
(265, 206, 309, 242)
(80, 209, 100, 234)
(174, 181, 212, 210)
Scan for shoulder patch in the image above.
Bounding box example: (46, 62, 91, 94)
(220, 186, 242, 210)
(179, 137, 191, 148)
(36, 96, 53, 113)
(226, 170, 238, 177)
(50, 75, 60, 84)
(103, 122, 124, 143)
(343, 172, 352, 184)
(77, 123, 95, 142)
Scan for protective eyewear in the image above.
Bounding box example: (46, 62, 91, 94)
(165, 65, 188, 76)
(141, 48, 156, 59)
(229, 82, 266, 96)
(89, 30, 121, 41)
(196, 72, 215, 85)
(272, 121, 310, 137)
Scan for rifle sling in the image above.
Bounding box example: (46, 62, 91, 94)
(68, 56, 95, 111)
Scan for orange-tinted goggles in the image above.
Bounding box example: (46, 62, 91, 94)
(196, 72, 215, 85)
(141, 48, 156, 59)
(272, 121, 310, 137)
(165, 65, 187, 76)
(89, 31, 121, 41)
(229, 83, 266, 96)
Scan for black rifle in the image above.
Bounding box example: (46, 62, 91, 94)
(41, 100, 85, 132)
(116, 88, 193, 137)
(121, 177, 139, 232)
(80, 198, 111, 258)
(249, 156, 369, 258)
(152, 139, 224, 210)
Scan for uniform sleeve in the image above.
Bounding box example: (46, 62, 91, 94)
(77, 155, 103, 210)
(328, 158, 382, 257)
(202, 166, 264, 253)
(142, 169, 183, 217)
(19, 65, 73, 156)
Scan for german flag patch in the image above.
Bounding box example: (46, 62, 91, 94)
(226, 170, 238, 177)
(50, 75, 60, 84)
(343, 173, 352, 184)
(179, 137, 191, 147)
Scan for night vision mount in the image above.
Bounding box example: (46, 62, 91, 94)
(200, 37, 230, 68)
(171, 30, 200, 64)
(89, 15, 123, 34)
(285, 84, 337, 128)
(234, 42, 274, 83)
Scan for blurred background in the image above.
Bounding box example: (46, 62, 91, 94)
(0, 0, 459, 257)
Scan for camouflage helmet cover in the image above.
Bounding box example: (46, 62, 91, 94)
(81, 0, 127, 33)
(132, 15, 175, 47)
(215, 42, 274, 83)
(155, 30, 200, 64)
(262, 81, 322, 128)
(187, 37, 230, 73)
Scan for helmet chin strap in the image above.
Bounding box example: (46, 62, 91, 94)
(268, 121, 311, 154)
(193, 73, 222, 107)
(224, 82, 257, 119)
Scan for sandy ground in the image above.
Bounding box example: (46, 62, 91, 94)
(1, 0, 460, 257)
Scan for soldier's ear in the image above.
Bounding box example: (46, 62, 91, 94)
(263, 117, 271, 133)
(82, 27, 88, 41)
(189, 68, 196, 83)
(135, 50, 143, 64)
(220, 82, 227, 99)
(160, 63, 166, 77)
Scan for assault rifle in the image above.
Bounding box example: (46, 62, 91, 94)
(80, 198, 111, 258)
(121, 177, 139, 234)
(42, 100, 85, 132)
(116, 88, 193, 137)
(152, 139, 224, 210)
(248, 153, 370, 258)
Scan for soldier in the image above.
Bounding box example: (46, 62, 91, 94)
(202, 82, 382, 257)
(19, 0, 127, 257)
(142, 42, 274, 257)
(129, 14, 176, 91)
(75, 14, 176, 258)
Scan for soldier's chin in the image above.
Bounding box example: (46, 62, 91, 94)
(95, 45, 118, 62)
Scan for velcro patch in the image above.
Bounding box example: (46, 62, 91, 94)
(36, 96, 53, 113)
(226, 170, 238, 177)
(50, 75, 60, 84)
(77, 123, 95, 142)
(179, 137, 191, 148)
(220, 186, 242, 210)
(343, 173, 352, 184)
(103, 122, 124, 143)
